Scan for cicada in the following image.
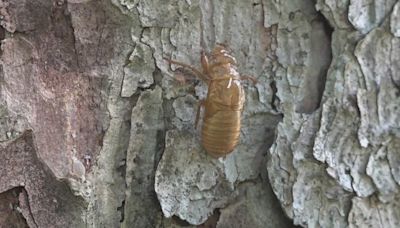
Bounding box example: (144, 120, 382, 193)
(165, 44, 256, 158)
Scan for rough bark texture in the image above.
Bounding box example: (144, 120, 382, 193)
(268, 0, 400, 227)
(0, 0, 399, 228)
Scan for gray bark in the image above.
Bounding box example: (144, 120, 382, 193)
(0, 0, 399, 227)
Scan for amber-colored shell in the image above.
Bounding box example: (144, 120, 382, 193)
(165, 44, 248, 158)
(201, 46, 245, 157)
(202, 78, 245, 157)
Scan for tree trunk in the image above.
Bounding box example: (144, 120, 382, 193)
(0, 0, 399, 227)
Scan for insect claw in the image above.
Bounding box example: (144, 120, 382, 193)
(250, 78, 258, 85)
(163, 56, 173, 64)
(163, 56, 209, 82)
(240, 75, 258, 85)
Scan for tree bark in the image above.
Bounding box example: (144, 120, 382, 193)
(0, 0, 399, 227)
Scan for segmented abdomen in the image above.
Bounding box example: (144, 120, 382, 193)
(201, 110, 241, 158)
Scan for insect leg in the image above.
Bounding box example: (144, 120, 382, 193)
(201, 50, 210, 75)
(240, 75, 258, 85)
(164, 57, 210, 82)
(195, 99, 206, 129)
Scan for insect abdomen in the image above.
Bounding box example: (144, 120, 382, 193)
(201, 110, 241, 158)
